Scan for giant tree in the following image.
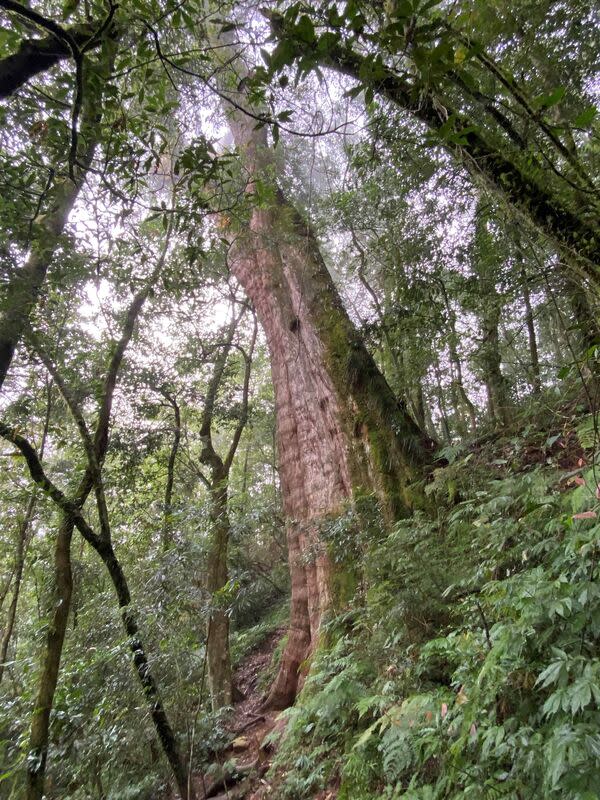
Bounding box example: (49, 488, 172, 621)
(190, 18, 436, 708)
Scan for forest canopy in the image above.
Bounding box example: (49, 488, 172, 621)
(0, 0, 599, 798)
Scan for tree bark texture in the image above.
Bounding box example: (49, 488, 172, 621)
(0, 32, 116, 392)
(224, 110, 433, 708)
(25, 514, 74, 800)
(0, 493, 37, 685)
(206, 475, 233, 711)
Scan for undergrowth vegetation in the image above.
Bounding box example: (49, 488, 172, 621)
(269, 403, 600, 800)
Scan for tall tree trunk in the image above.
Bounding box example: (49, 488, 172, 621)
(26, 514, 74, 800)
(162, 393, 181, 552)
(220, 91, 433, 709)
(479, 304, 510, 427)
(206, 474, 233, 711)
(520, 263, 541, 394)
(0, 493, 37, 685)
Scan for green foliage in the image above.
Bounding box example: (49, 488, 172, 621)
(230, 599, 288, 666)
(1, 1, 599, 798)
(269, 437, 600, 799)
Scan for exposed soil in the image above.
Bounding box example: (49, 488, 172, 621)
(193, 627, 287, 800)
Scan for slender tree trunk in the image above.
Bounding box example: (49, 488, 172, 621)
(26, 514, 74, 800)
(0, 568, 15, 611)
(162, 394, 181, 551)
(18, 196, 171, 800)
(206, 474, 233, 711)
(408, 382, 427, 435)
(90, 538, 193, 800)
(479, 304, 510, 427)
(433, 361, 452, 444)
(0, 493, 37, 685)
(520, 263, 541, 393)
(440, 282, 477, 434)
(422, 387, 437, 442)
(7, 450, 195, 799)
(197, 309, 255, 710)
(396, 347, 431, 438)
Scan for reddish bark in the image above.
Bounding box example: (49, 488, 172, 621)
(223, 96, 432, 709)
(227, 198, 431, 706)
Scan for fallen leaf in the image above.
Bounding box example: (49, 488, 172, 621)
(573, 511, 597, 520)
(232, 736, 249, 750)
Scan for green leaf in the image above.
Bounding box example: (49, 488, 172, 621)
(569, 679, 592, 713)
(574, 107, 597, 127)
(353, 718, 383, 748)
(295, 15, 316, 44)
(536, 659, 566, 689)
(269, 40, 296, 73)
(317, 31, 340, 55)
(534, 87, 566, 109)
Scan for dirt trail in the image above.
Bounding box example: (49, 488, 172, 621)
(194, 627, 287, 800)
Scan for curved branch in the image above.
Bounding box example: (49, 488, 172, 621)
(0, 0, 80, 56)
(0, 421, 102, 549)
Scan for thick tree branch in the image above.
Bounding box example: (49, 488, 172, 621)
(267, 16, 600, 279)
(0, 7, 115, 99)
(0, 0, 80, 55)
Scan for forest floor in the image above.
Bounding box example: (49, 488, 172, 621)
(192, 626, 287, 800)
